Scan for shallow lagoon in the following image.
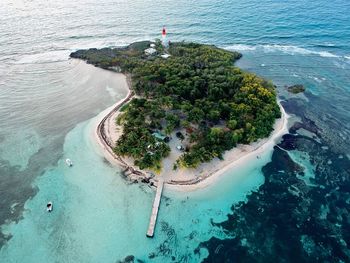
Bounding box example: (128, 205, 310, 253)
(0, 105, 274, 262)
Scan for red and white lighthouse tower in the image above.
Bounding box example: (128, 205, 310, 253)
(162, 26, 166, 39)
(161, 26, 167, 46)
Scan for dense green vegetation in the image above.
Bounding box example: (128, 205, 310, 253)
(115, 98, 171, 171)
(71, 41, 281, 170)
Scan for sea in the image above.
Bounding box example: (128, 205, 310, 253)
(0, 0, 350, 262)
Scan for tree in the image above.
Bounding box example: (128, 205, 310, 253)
(188, 107, 204, 123)
(227, 119, 237, 130)
(75, 42, 280, 170)
(208, 110, 220, 123)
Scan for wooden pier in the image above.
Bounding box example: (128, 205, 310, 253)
(146, 178, 164, 238)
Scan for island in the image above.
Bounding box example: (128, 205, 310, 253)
(70, 40, 287, 189)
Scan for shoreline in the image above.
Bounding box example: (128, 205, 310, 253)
(94, 74, 153, 182)
(94, 72, 290, 191)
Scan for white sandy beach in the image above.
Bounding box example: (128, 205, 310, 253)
(93, 72, 290, 191)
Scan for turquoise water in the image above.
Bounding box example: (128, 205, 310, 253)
(1, 111, 268, 262)
(1, 0, 350, 261)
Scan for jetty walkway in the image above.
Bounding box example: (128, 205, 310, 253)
(146, 178, 164, 237)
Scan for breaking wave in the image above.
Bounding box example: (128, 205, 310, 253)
(223, 44, 257, 51)
(224, 44, 342, 58)
(15, 50, 70, 65)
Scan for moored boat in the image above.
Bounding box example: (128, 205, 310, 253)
(65, 158, 73, 167)
(47, 202, 53, 212)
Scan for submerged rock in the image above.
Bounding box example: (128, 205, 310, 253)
(287, 84, 306, 94)
(141, 177, 150, 183)
(116, 255, 135, 263)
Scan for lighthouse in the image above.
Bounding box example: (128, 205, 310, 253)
(161, 26, 168, 47)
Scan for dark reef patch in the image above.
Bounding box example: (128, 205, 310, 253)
(286, 84, 305, 94)
(116, 255, 146, 263)
(0, 138, 65, 248)
(198, 97, 350, 262)
(281, 92, 350, 155)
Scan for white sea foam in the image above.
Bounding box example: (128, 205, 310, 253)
(224, 44, 257, 51)
(262, 45, 340, 58)
(344, 56, 350, 60)
(225, 44, 340, 58)
(320, 43, 336, 47)
(263, 45, 311, 55)
(318, 51, 339, 58)
(313, 77, 322, 83)
(15, 50, 70, 64)
(307, 75, 324, 83)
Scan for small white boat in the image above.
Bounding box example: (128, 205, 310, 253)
(65, 158, 73, 167)
(47, 202, 53, 212)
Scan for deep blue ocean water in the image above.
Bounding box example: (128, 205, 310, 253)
(0, 0, 350, 262)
